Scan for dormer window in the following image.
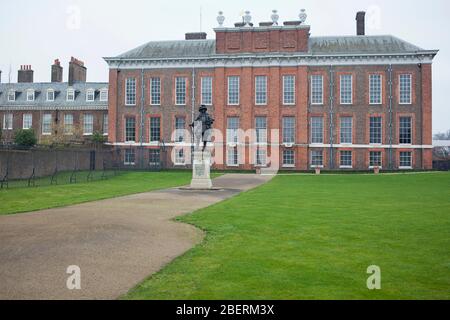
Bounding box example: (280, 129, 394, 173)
(8, 90, 16, 102)
(86, 89, 95, 102)
(100, 88, 108, 102)
(27, 89, 35, 101)
(47, 89, 55, 102)
(67, 89, 75, 102)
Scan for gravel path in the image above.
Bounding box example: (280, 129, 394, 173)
(0, 174, 271, 300)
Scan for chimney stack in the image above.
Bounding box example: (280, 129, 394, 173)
(51, 59, 63, 83)
(185, 32, 207, 40)
(356, 11, 366, 36)
(68, 57, 87, 85)
(18, 65, 34, 83)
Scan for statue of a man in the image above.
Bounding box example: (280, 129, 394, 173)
(191, 105, 214, 152)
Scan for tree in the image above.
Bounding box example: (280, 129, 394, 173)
(14, 129, 37, 147)
(434, 130, 450, 140)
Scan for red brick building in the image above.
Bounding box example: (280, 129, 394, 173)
(104, 10, 438, 171)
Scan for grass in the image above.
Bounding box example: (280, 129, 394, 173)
(126, 172, 450, 300)
(0, 171, 195, 215)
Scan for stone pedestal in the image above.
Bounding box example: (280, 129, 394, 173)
(190, 151, 212, 189)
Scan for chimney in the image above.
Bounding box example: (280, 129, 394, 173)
(18, 65, 34, 83)
(51, 59, 63, 83)
(68, 57, 87, 85)
(356, 11, 366, 36)
(185, 32, 207, 40)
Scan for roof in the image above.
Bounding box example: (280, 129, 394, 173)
(113, 35, 429, 60)
(0, 82, 108, 110)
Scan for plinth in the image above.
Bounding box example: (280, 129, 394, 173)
(190, 151, 213, 189)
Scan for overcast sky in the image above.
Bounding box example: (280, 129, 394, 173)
(0, 0, 448, 133)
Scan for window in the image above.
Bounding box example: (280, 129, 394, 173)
(340, 117, 353, 144)
(283, 150, 295, 167)
(64, 114, 74, 135)
(100, 89, 108, 102)
(255, 76, 267, 105)
(282, 117, 295, 144)
(256, 148, 267, 166)
(3, 114, 13, 130)
(67, 89, 75, 102)
(42, 114, 52, 135)
(399, 151, 412, 168)
(228, 76, 240, 105)
(150, 78, 161, 105)
(83, 114, 94, 135)
(370, 117, 382, 144)
(340, 151, 353, 168)
(23, 114, 32, 129)
(149, 149, 161, 166)
(399, 117, 412, 144)
(175, 117, 185, 142)
(369, 74, 382, 104)
(227, 147, 239, 166)
(311, 117, 323, 144)
(201, 77, 213, 105)
(86, 89, 95, 102)
(340, 75, 353, 104)
(47, 89, 55, 102)
(227, 117, 239, 144)
(150, 117, 160, 142)
(175, 77, 187, 105)
(8, 90, 16, 102)
(125, 117, 136, 142)
(283, 75, 295, 105)
(255, 117, 267, 144)
(125, 78, 136, 105)
(27, 89, 35, 101)
(369, 151, 382, 168)
(311, 150, 323, 167)
(311, 75, 323, 105)
(399, 74, 412, 104)
(175, 148, 185, 165)
(124, 149, 135, 165)
(103, 114, 109, 135)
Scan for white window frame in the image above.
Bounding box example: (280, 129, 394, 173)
(227, 117, 239, 145)
(3, 113, 13, 130)
(255, 75, 267, 105)
(42, 114, 52, 135)
(67, 89, 75, 102)
(282, 117, 295, 144)
(310, 150, 324, 168)
(369, 74, 383, 105)
(174, 148, 186, 165)
(150, 78, 161, 105)
(125, 78, 136, 106)
(339, 150, 353, 169)
(102, 114, 109, 136)
(227, 146, 239, 167)
(369, 151, 383, 169)
(64, 114, 74, 135)
(399, 151, 413, 169)
(22, 114, 32, 129)
(283, 75, 296, 105)
(27, 89, 35, 102)
(86, 89, 95, 102)
(175, 77, 187, 106)
(369, 117, 383, 145)
(124, 149, 136, 165)
(201, 76, 213, 106)
(311, 75, 323, 105)
(310, 117, 324, 144)
(340, 117, 353, 145)
(282, 149, 295, 168)
(125, 117, 136, 142)
(8, 90, 16, 102)
(100, 88, 108, 102)
(47, 89, 55, 102)
(227, 76, 240, 106)
(83, 114, 94, 136)
(399, 74, 412, 105)
(340, 74, 353, 105)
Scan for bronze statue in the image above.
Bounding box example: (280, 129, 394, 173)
(191, 105, 214, 152)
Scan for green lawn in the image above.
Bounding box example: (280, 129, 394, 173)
(126, 172, 450, 300)
(0, 171, 193, 215)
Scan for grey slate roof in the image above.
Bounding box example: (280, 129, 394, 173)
(0, 82, 108, 110)
(114, 35, 428, 59)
